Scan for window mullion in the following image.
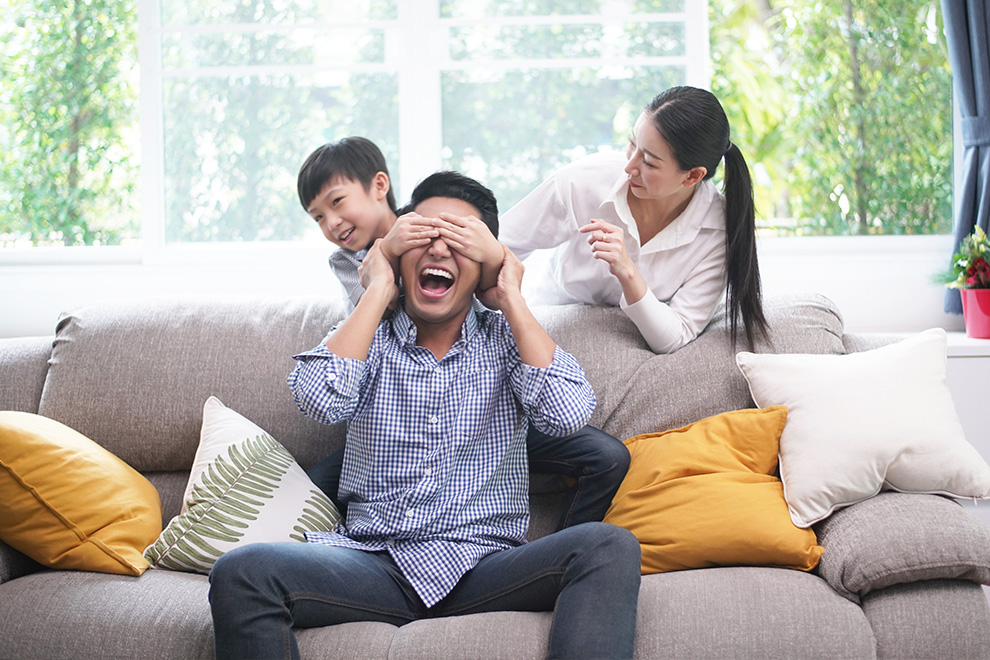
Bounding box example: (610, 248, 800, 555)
(394, 0, 444, 203)
(138, 0, 166, 262)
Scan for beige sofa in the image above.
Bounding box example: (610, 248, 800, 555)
(1, 292, 989, 659)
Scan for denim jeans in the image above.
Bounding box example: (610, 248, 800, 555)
(209, 522, 641, 660)
(307, 424, 630, 529)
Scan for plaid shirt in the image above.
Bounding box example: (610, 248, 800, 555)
(287, 302, 595, 607)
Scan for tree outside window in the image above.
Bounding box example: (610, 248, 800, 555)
(0, 0, 954, 247)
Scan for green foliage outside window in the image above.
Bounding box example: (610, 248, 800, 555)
(0, 0, 955, 247)
(711, 0, 952, 236)
(0, 0, 138, 246)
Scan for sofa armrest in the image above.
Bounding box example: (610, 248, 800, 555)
(813, 492, 990, 602)
(0, 335, 52, 413)
(0, 539, 43, 585)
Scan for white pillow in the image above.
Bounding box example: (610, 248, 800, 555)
(144, 396, 341, 573)
(736, 328, 990, 528)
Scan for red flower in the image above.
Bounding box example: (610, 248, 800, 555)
(966, 257, 990, 288)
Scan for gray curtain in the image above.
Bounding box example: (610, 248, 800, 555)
(942, 0, 990, 314)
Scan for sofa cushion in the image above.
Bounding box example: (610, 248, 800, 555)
(604, 407, 822, 574)
(0, 411, 162, 576)
(37, 295, 349, 472)
(737, 328, 990, 527)
(635, 567, 876, 659)
(814, 492, 990, 601)
(144, 397, 340, 574)
(535, 293, 845, 441)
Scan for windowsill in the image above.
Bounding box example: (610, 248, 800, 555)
(0, 233, 965, 338)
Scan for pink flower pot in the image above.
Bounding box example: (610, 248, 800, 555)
(960, 288, 990, 339)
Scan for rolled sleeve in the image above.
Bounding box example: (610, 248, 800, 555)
(512, 346, 595, 437)
(287, 342, 366, 425)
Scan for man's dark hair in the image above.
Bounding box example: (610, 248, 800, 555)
(400, 171, 499, 239)
(297, 136, 396, 212)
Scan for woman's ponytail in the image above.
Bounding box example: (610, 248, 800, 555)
(722, 143, 769, 349)
(645, 87, 770, 349)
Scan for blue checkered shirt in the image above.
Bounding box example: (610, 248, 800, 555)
(287, 302, 595, 607)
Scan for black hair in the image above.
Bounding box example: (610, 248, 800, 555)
(401, 171, 499, 239)
(645, 86, 770, 349)
(296, 136, 396, 212)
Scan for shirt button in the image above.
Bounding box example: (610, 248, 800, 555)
(423, 467, 432, 476)
(429, 415, 438, 424)
(328, 372, 337, 381)
(405, 510, 415, 517)
(385, 539, 395, 547)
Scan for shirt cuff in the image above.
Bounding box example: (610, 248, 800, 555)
(619, 290, 686, 354)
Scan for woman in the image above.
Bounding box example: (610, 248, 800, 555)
(500, 86, 769, 353)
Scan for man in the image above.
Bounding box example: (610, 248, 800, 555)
(208, 172, 641, 660)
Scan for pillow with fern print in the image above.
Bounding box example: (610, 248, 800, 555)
(143, 396, 341, 574)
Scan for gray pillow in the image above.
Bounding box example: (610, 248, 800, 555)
(814, 492, 990, 601)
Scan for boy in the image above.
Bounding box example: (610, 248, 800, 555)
(209, 172, 641, 660)
(298, 142, 629, 529)
(297, 137, 503, 307)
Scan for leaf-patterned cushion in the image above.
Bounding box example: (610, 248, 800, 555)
(143, 396, 341, 574)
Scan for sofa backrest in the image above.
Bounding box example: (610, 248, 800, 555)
(28, 292, 846, 478)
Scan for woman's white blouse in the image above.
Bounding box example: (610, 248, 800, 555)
(500, 151, 728, 353)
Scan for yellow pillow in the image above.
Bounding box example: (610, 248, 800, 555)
(603, 406, 823, 574)
(0, 411, 162, 575)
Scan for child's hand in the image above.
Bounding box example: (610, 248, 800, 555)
(433, 212, 503, 291)
(379, 212, 439, 268)
(358, 239, 400, 310)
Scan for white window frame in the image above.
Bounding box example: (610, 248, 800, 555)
(0, 0, 963, 338)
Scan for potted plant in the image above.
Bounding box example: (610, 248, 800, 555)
(945, 226, 990, 338)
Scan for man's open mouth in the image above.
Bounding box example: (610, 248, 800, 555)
(339, 227, 355, 243)
(419, 267, 454, 297)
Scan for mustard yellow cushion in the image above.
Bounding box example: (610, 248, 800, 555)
(0, 411, 162, 575)
(603, 406, 822, 574)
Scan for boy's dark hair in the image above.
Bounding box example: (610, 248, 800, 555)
(297, 136, 396, 212)
(401, 171, 499, 239)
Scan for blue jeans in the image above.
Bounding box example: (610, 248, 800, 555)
(308, 425, 629, 530)
(209, 522, 641, 660)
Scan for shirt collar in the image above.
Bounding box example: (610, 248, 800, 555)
(601, 177, 722, 252)
(391, 298, 482, 349)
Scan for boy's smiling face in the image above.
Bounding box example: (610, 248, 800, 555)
(400, 196, 482, 328)
(308, 173, 391, 251)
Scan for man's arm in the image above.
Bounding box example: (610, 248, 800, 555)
(479, 245, 556, 368)
(324, 239, 398, 360)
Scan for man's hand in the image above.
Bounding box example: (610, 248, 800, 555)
(477, 244, 525, 311)
(358, 239, 400, 311)
(379, 212, 440, 269)
(433, 212, 503, 292)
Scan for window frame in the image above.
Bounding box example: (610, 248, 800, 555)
(0, 0, 963, 338)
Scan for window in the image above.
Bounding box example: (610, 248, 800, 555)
(0, 0, 953, 251)
(710, 0, 952, 237)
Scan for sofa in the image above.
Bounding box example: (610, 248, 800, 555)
(2, 292, 990, 660)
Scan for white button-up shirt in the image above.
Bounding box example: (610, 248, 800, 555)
(501, 151, 728, 353)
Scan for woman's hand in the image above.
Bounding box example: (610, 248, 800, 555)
(579, 219, 648, 304)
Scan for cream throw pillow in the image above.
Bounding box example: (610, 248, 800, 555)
(144, 397, 340, 573)
(736, 328, 990, 527)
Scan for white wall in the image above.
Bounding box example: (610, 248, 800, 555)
(0, 234, 965, 339)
